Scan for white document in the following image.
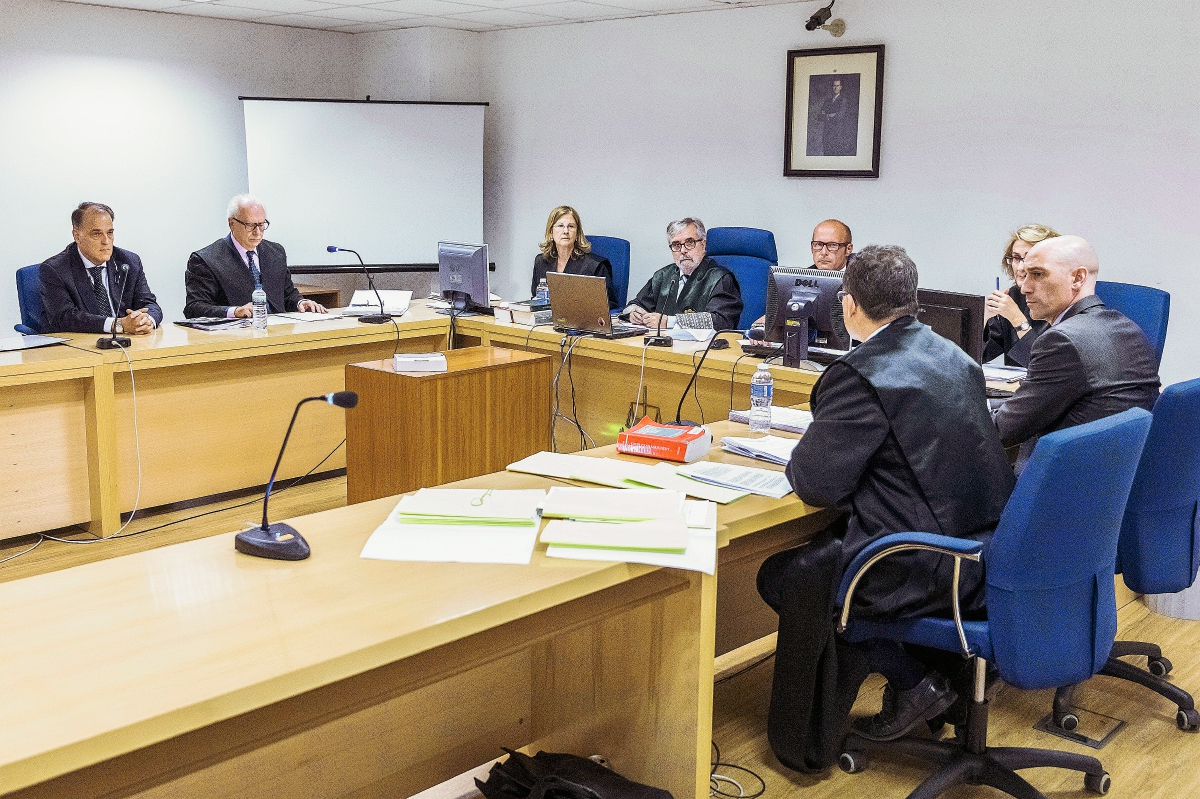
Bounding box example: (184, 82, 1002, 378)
(721, 435, 800, 466)
(540, 518, 689, 553)
(506, 453, 748, 503)
(676, 461, 793, 500)
(667, 325, 716, 342)
(541, 487, 686, 522)
(621, 461, 749, 504)
(728, 406, 814, 434)
(982, 364, 1027, 382)
(345, 289, 412, 315)
(360, 522, 540, 565)
(267, 311, 343, 325)
(393, 488, 545, 524)
(545, 500, 718, 574)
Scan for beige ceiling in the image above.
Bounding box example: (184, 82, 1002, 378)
(59, 0, 809, 33)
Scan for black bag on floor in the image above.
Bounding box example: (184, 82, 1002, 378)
(475, 749, 674, 799)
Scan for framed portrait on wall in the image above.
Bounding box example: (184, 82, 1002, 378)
(784, 44, 885, 178)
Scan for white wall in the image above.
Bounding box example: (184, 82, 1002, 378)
(0, 0, 357, 331)
(478, 0, 1200, 383)
(356, 27, 483, 102)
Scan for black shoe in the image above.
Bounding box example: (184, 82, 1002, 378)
(928, 662, 1002, 731)
(853, 674, 958, 742)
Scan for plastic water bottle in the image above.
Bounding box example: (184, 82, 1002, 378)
(252, 284, 268, 331)
(749, 363, 774, 435)
(535, 278, 550, 304)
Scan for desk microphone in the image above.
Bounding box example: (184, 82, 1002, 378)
(235, 391, 359, 561)
(97, 263, 132, 350)
(644, 270, 679, 347)
(328, 245, 390, 325)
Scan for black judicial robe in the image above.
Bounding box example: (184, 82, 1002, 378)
(758, 316, 1015, 772)
(531, 251, 616, 309)
(627, 257, 743, 330)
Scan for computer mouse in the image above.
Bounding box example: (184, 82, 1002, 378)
(710, 338, 730, 350)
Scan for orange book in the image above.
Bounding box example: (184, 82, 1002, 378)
(616, 417, 712, 463)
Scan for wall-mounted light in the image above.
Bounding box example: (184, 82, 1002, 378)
(805, 1, 846, 37)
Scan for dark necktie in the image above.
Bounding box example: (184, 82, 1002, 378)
(88, 266, 111, 315)
(247, 250, 261, 286)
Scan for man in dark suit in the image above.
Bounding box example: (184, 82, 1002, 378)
(184, 195, 326, 319)
(756, 245, 1014, 764)
(40, 202, 162, 335)
(993, 235, 1160, 465)
(624, 217, 743, 330)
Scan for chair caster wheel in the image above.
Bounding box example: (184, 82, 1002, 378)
(1176, 708, 1200, 731)
(839, 750, 867, 774)
(1149, 656, 1172, 677)
(1084, 771, 1111, 795)
(1056, 712, 1079, 731)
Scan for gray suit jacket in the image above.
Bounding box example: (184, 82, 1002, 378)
(993, 294, 1160, 448)
(184, 235, 303, 318)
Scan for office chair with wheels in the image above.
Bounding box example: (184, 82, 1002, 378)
(705, 227, 777, 329)
(1052, 378, 1200, 734)
(836, 407, 1153, 799)
(588, 235, 631, 309)
(15, 264, 44, 335)
(1094, 281, 1169, 367)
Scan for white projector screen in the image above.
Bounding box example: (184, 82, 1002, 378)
(243, 99, 484, 266)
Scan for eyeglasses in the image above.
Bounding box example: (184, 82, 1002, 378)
(1003, 252, 1027, 267)
(669, 237, 703, 253)
(552, 222, 577, 232)
(232, 218, 270, 233)
(812, 241, 850, 253)
(837, 290, 851, 303)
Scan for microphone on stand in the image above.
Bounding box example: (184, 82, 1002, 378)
(235, 391, 359, 561)
(328, 245, 390, 324)
(97, 263, 132, 350)
(644, 269, 679, 347)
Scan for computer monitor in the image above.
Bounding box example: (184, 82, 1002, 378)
(438, 241, 490, 313)
(764, 266, 849, 366)
(917, 288, 986, 363)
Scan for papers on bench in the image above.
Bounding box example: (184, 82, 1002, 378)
(174, 317, 249, 331)
(542, 487, 685, 522)
(728, 406, 813, 434)
(676, 461, 793, 500)
(544, 498, 718, 574)
(721, 434, 800, 466)
(360, 488, 545, 564)
(982, 364, 1027, 383)
(507, 451, 748, 504)
(270, 311, 343, 323)
(344, 289, 412, 316)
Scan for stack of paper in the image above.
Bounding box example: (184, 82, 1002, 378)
(545, 499, 718, 574)
(507, 452, 749, 504)
(721, 434, 800, 465)
(360, 488, 545, 564)
(676, 461, 792, 500)
(541, 487, 685, 522)
(345, 289, 412, 316)
(728, 406, 814, 434)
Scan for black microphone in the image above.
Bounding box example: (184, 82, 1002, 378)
(673, 327, 743, 426)
(329, 245, 389, 325)
(644, 269, 679, 347)
(234, 391, 359, 561)
(97, 263, 132, 350)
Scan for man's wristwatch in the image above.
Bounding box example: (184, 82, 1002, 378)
(1014, 320, 1031, 333)
(115, 320, 124, 334)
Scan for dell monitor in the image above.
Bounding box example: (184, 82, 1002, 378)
(917, 288, 986, 363)
(438, 241, 490, 314)
(764, 266, 849, 367)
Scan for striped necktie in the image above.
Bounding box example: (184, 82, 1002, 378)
(88, 266, 111, 314)
(247, 250, 261, 286)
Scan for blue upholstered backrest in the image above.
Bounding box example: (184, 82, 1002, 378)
(15, 264, 44, 335)
(1118, 378, 1200, 594)
(588, 235, 631, 309)
(1095, 280, 1170, 366)
(705, 227, 778, 329)
(986, 408, 1152, 689)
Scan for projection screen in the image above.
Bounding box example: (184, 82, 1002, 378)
(242, 99, 485, 266)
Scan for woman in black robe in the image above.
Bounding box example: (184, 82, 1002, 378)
(531, 206, 616, 309)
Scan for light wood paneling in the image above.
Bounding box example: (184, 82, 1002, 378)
(0, 378, 92, 538)
(345, 347, 553, 503)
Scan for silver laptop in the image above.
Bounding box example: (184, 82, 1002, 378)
(546, 272, 647, 339)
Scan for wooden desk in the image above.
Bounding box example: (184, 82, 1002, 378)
(346, 347, 553, 503)
(294, 283, 341, 309)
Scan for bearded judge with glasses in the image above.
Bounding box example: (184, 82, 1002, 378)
(183, 194, 326, 319)
(624, 217, 743, 331)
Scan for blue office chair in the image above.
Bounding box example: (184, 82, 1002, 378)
(836, 407, 1153, 799)
(15, 264, 44, 335)
(705, 227, 777, 329)
(588, 235, 630, 309)
(1095, 281, 1169, 367)
(1053, 378, 1200, 733)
